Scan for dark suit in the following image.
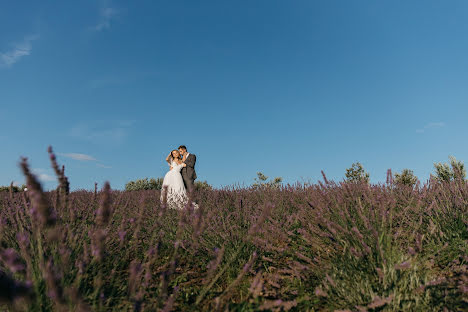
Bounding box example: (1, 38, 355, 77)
(182, 153, 197, 192)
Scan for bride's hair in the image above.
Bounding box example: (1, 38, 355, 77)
(169, 150, 181, 161)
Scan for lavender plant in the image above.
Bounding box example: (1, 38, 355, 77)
(0, 149, 466, 311)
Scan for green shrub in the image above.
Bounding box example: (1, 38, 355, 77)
(345, 162, 370, 183)
(252, 172, 282, 188)
(194, 180, 212, 191)
(0, 184, 26, 192)
(394, 169, 418, 186)
(125, 177, 163, 191)
(433, 156, 466, 182)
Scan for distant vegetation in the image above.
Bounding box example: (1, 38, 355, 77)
(394, 169, 418, 186)
(344, 156, 466, 186)
(345, 162, 370, 183)
(433, 155, 466, 182)
(193, 180, 212, 191)
(125, 177, 163, 191)
(0, 183, 26, 193)
(125, 178, 212, 192)
(252, 172, 283, 188)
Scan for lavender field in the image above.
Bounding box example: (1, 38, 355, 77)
(0, 153, 467, 311)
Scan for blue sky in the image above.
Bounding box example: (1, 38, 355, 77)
(1, 0, 468, 190)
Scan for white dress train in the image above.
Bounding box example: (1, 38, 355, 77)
(160, 160, 197, 210)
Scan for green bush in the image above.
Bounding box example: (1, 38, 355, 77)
(345, 162, 370, 183)
(125, 178, 163, 191)
(394, 169, 418, 186)
(125, 178, 212, 192)
(433, 156, 466, 182)
(194, 180, 212, 191)
(252, 172, 282, 188)
(0, 184, 26, 192)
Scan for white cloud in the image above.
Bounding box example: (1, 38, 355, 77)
(59, 153, 97, 161)
(92, 4, 119, 31)
(32, 169, 55, 182)
(57, 151, 111, 168)
(416, 122, 445, 134)
(0, 35, 39, 68)
(38, 174, 55, 182)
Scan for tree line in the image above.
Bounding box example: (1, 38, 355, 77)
(345, 155, 466, 186)
(1, 155, 465, 192)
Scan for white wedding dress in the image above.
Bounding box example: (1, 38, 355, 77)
(160, 160, 196, 210)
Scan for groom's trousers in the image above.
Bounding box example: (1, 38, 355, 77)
(183, 176, 195, 194)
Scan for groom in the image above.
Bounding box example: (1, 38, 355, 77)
(178, 145, 197, 193)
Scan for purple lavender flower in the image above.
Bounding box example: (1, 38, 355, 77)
(96, 182, 112, 226)
(118, 230, 127, 242)
(0, 249, 25, 273)
(19, 157, 56, 227)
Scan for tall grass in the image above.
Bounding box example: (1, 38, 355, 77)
(0, 151, 466, 311)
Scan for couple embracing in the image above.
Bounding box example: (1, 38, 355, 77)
(160, 145, 198, 209)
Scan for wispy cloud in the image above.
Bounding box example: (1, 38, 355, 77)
(0, 35, 39, 68)
(59, 153, 97, 161)
(58, 152, 111, 168)
(416, 122, 445, 133)
(92, 3, 119, 31)
(32, 169, 55, 182)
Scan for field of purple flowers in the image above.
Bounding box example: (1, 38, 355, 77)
(0, 150, 467, 311)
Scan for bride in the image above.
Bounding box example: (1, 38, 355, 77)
(160, 150, 197, 209)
